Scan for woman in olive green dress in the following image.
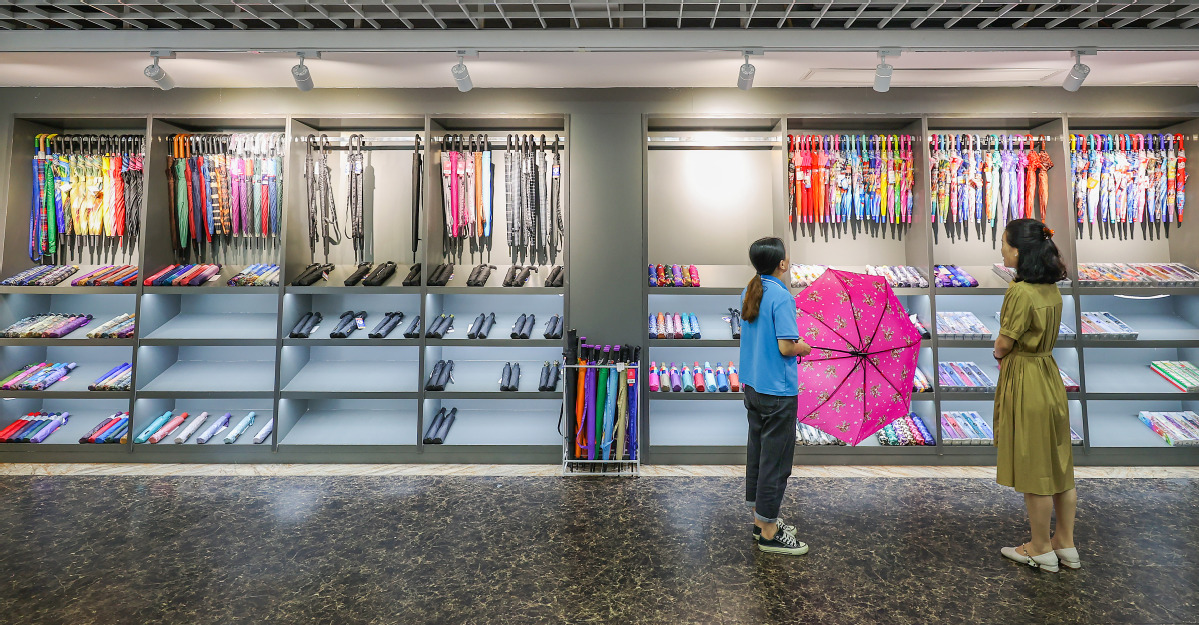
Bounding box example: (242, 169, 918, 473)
(994, 218, 1078, 574)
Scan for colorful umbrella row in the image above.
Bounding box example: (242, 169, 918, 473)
(1, 412, 70, 443)
(78, 412, 128, 443)
(90, 363, 131, 391)
(0, 265, 78, 286)
(787, 134, 917, 230)
(570, 339, 639, 462)
(30, 134, 143, 264)
(2, 313, 93, 338)
(648, 312, 702, 339)
(875, 413, 936, 446)
(1070, 133, 1187, 237)
(1138, 411, 1199, 447)
(143, 263, 221, 286)
(87, 314, 135, 339)
(648, 362, 738, 393)
(227, 264, 279, 286)
(648, 264, 702, 287)
(1, 362, 77, 391)
(167, 133, 284, 262)
(929, 134, 1051, 228)
(134, 411, 268, 444)
(71, 264, 138, 286)
(1076, 262, 1199, 286)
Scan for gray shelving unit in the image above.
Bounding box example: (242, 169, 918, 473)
(0, 99, 1195, 465)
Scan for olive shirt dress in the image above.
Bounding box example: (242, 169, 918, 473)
(994, 280, 1075, 496)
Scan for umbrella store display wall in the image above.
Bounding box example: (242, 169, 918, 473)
(26, 133, 144, 270)
(0, 94, 1195, 467)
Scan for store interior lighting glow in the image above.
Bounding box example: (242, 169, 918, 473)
(737, 52, 756, 91)
(452, 55, 473, 92)
(1062, 51, 1091, 92)
(143, 53, 175, 90)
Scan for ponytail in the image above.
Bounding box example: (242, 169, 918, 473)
(742, 236, 787, 322)
(742, 275, 765, 322)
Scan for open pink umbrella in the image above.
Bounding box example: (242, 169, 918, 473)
(794, 269, 922, 445)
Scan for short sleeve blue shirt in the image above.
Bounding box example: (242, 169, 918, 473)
(738, 274, 800, 396)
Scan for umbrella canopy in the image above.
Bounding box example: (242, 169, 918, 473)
(794, 269, 922, 445)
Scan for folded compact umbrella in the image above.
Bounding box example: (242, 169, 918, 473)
(290, 312, 314, 337)
(500, 362, 513, 391)
(402, 315, 422, 338)
(197, 412, 232, 444)
(174, 411, 209, 444)
(426, 360, 454, 391)
(428, 263, 454, 286)
(478, 312, 496, 339)
(467, 313, 487, 339)
(148, 411, 188, 444)
(692, 362, 705, 392)
(648, 361, 660, 392)
(727, 308, 742, 339)
(423, 407, 446, 444)
(689, 313, 702, 339)
(401, 263, 422, 286)
(647, 265, 657, 287)
(547, 361, 560, 391)
(519, 314, 535, 339)
(362, 261, 397, 286)
(538, 361, 552, 391)
(344, 262, 373, 286)
(467, 264, 497, 286)
(93, 414, 127, 444)
(426, 314, 454, 338)
(543, 314, 562, 339)
(510, 314, 527, 339)
(80, 413, 122, 444)
(252, 418, 273, 444)
(656, 363, 670, 392)
(704, 362, 718, 392)
(513, 265, 538, 287)
(716, 365, 730, 392)
(134, 411, 174, 444)
(728, 363, 741, 392)
(224, 412, 256, 443)
(681, 365, 695, 392)
(502, 265, 521, 287)
(669, 363, 683, 392)
(329, 310, 356, 338)
(431, 407, 457, 444)
(671, 264, 685, 287)
(545, 265, 564, 287)
(369, 312, 405, 338)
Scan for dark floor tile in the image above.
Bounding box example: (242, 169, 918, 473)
(0, 476, 1196, 625)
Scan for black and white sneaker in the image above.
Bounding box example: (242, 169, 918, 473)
(757, 528, 809, 556)
(752, 518, 798, 539)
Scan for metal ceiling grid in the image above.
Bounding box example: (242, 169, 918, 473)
(1, 0, 1197, 31)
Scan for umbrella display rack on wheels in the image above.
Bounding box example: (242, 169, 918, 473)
(643, 113, 1198, 467)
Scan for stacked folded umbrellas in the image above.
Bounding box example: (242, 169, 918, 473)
(78, 412, 129, 443)
(788, 134, 916, 234)
(422, 407, 457, 444)
(1076, 262, 1199, 286)
(498, 361, 561, 392)
(1138, 411, 1199, 446)
(648, 264, 701, 287)
(1, 265, 79, 286)
(648, 312, 702, 339)
(2, 313, 92, 338)
(0, 411, 70, 443)
(929, 134, 1052, 230)
(87, 314, 136, 339)
(143, 264, 222, 286)
(648, 361, 738, 393)
(71, 265, 139, 286)
(227, 264, 279, 286)
(90, 363, 132, 391)
(876, 413, 936, 446)
(1, 362, 78, 390)
(1070, 133, 1187, 238)
(134, 410, 271, 444)
(940, 411, 995, 445)
(29, 134, 144, 264)
(797, 422, 846, 446)
(933, 265, 979, 288)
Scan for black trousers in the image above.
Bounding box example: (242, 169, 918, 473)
(744, 384, 798, 523)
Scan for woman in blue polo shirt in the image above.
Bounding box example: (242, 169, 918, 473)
(740, 237, 811, 556)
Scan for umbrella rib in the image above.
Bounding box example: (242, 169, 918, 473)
(800, 359, 863, 420)
(832, 271, 867, 351)
(799, 303, 859, 353)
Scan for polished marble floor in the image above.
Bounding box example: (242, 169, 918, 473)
(1, 474, 1196, 624)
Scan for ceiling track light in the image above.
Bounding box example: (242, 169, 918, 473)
(292, 51, 319, 92)
(874, 49, 899, 93)
(1062, 49, 1095, 93)
(143, 50, 175, 91)
(737, 49, 761, 91)
(452, 49, 476, 92)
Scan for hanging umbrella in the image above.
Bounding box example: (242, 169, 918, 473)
(793, 269, 922, 445)
(412, 134, 423, 263)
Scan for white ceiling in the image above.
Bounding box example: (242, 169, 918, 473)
(2, 50, 1198, 89)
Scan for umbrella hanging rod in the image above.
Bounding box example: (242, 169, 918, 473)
(294, 135, 418, 144)
(430, 135, 568, 147)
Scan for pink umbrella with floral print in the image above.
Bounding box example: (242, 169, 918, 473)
(794, 269, 922, 445)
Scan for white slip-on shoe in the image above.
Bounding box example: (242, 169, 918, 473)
(1001, 545, 1060, 573)
(1054, 547, 1081, 570)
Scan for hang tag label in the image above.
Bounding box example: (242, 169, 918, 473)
(355, 317, 366, 330)
(206, 273, 220, 282)
(321, 271, 329, 282)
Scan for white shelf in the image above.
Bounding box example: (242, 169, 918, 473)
(282, 409, 418, 446)
(145, 313, 278, 341)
